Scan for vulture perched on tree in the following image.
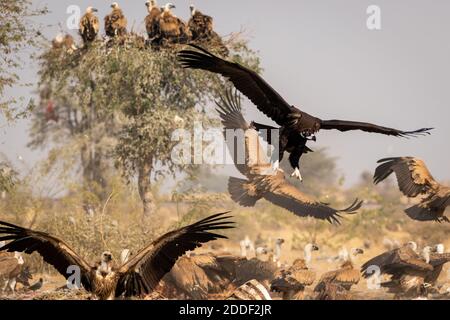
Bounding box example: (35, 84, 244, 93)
(314, 248, 364, 300)
(270, 258, 317, 300)
(374, 157, 450, 223)
(144, 0, 162, 44)
(361, 242, 434, 299)
(104, 2, 127, 37)
(215, 89, 363, 224)
(0, 212, 234, 300)
(188, 5, 228, 56)
(159, 3, 191, 44)
(52, 34, 77, 53)
(79, 6, 99, 44)
(178, 45, 432, 180)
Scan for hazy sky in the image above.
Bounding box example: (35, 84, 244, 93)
(1, 0, 449, 185)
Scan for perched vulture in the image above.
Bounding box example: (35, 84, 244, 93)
(159, 3, 191, 44)
(270, 258, 316, 300)
(0, 212, 234, 300)
(79, 6, 99, 44)
(314, 248, 364, 300)
(374, 157, 450, 223)
(104, 2, 127, 37)
(52, 34, 77, 52)
(215, 89, 363, 224)
(144, 0, 162, 43)
(178, 45, 432, 180)
(188, 5, 228, 56)
(361, 242, 434, 299)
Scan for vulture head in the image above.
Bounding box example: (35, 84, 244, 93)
(111, 2, 120, 9)
(189, 4, 196, 15)
(303, 243, 319, 264)
(164, 3, 176, 11)
(97, 251, 114, 276)
(14, 251, 24, 264)
(275, 238, 285, 246)
(351, 247, 364, 256)
(407, 241, 418, 252)
(433, 243, 445, 254)
(86, 6, 98, 13)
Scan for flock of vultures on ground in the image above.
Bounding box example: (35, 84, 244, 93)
(1, 1, 449, 301)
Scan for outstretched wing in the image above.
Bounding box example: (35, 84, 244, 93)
(115, 212, 234, 297)
(373, 157, 439, 197)
(179, 44, 293, 125)
(361, 246, 432, 277)
(263, 180, 363, 224)
(319, 119, 432, 137)
(0, 221, 93, 287)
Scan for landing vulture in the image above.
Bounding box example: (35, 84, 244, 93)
(215, 89, 363, 224)
(0, 212, 234, 300)
(374, 157, 450, 222)
(178, 45, 432, 179)
(104, 2, 127, 37)
(79, 7, 99, 44)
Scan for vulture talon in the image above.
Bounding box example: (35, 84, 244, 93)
(290, 168, 303, 181)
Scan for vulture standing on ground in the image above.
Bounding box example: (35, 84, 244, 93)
(0, 251, 31, 293)
(159, 3, 191, 44)
(215, 89, 363, 224)
(178, 45, 432, 180)
(144, 0, 162, 43)
(374, 157, 450, 222)
(361, 242, 434, 299)
(0, 212, 234, 300)
(188, 5, 228, 56)
(104, 2, 127, 37)
(314, 248, 364, 300)
(79, 6, 99, 44)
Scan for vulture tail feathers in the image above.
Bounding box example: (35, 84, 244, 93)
(337, 199, 364, 214)
(228, 177, 261, 207)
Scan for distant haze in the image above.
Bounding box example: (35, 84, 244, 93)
(1, 0, 449, 186)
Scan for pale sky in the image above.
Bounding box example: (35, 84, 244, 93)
(1, 0, 449, 186)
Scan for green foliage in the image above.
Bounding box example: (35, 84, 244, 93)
(0, 0, 47, 120)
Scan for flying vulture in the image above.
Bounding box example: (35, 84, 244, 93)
(0, 212, 234, 300)
(104, 2, 127, 37)
(270, 258, 317, 300)
(215, 89, 363, 224)
(79, 7, 99, 44)
(361, 242, 434, 298)
(178, 45, 433, 180)
(144, 0, 162, 43)
(374, 157, 449, 223)
(314, 248, 364, 300)
(159, 3, 191, 44)
(188, 5, 228, 56)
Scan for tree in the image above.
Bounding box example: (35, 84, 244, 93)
(0, 0, 47, 120)
(30, 34, 261, 216)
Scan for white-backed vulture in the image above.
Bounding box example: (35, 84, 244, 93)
(361, 242, 434, 299)
(374, 157, 450, 222)
(159, 3, 191, 44)
(188, 5, 228, 56)
(178, 46, 431, 179)
(145, 0, 162, 43)
(314, 248, 364, 300)
(214, 89, 363, 224)
(0, 212, 234, 300)
(79, 6, 99, 44)
(104, 2, 127, 37)
(226, 279, 272, 300)
(270, 258, 316, 300)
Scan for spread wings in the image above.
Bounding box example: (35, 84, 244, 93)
(320, 120, 432, 137)
(0, 221, 93, 286)
(361, 246, 433, 277)
(373, 157, 439, 197)
(179, 44, 293, 125)
(115, 212, 234, 297)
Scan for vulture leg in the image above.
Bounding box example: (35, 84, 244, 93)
(288, 146, 307, 181)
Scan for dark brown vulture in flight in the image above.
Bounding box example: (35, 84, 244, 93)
(104, 2, 127, 37)
(0, 212, 234, 300)
(188, 5, 228, 56)
(215, 89, 362, 224)
(361, 242, 434, 298)
(159, 3, 191, 44)
(79, 6, 99, 44)
(178, 45, 432, 180)
(144, 0, 162, 44)
(374, 157, 450, 223)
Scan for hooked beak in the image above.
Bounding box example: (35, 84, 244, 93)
(92, 8, 98, 12)
(308, 134, 317, 142)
